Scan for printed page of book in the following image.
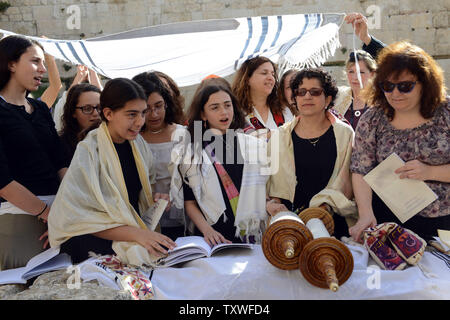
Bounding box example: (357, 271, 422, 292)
(363, 153, 438, 223)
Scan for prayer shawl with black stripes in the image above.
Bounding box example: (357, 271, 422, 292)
(0, 13, 343, 86)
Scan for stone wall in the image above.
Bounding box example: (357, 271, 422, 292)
(1, 0, 449, 102)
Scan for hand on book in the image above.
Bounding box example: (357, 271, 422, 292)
(349, 214, 377, 244)
(136, 229, 176, 256)
(395, 160, 431, 181)
(203, 226, 232, 247)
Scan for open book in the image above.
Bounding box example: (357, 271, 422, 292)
(363, 153, 438, 223)
(159, 236, 253, 267)
(0, 247, 72, 285)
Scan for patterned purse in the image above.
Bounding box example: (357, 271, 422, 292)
(363, 222, 426, 270)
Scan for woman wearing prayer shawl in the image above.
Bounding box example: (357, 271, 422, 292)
(232, 56, 294, 137)
(0, 35, 68, 270)
(48, 78, 176, 266)
(133, 71, 186, 241)
(266, 68, 357, 239)
(170, 84, 269, 246)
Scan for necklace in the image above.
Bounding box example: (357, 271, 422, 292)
(149, 128, 163, 134)
(349, 102, 368, 128)
(308, 137, 320, 146)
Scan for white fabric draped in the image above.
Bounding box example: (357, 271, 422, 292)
(151, 243, 450, 300)
(0, 13, 343, 86)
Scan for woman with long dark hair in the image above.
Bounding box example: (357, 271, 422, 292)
(0, 35, 68, 270)
(171, 84, 269, 246)
(232, 56, 293, 134)
(59, 83, 101, 162)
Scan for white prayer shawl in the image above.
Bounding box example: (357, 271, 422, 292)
(267, 113, 358, 223)
(0, 13, 344, 86)
(48, 122, 161, 267)
(169, 130, 269, 242)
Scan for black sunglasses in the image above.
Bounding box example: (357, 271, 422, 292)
(75, 105, 100, 115)
(379, 81, 417, 93)
(296, 88, 324, 97)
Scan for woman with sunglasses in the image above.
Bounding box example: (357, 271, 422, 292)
(133, 71, 186, 241)
(0, 36, 68, 270)
(350, 41, 450, 243)
(49, 78, 176, 265)
(59, 83, 101, 163)
(232, 56, 293, 136)
(266, 68, 356, 239)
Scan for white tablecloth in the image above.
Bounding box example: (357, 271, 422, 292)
(151, 244, 450, 300)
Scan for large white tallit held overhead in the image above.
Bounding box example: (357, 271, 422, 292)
(0, 13, 344, 86)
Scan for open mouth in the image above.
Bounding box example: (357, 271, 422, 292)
(219, 118, 230, 124)
(33, 77, 42, 85)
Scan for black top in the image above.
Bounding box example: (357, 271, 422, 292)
(183, 133, 244, 243)
(59, 134, 76, 165)
(0, 97, 67, 201)
(344, 103, 369, 130)
(113, 140, 143, 216)
(282, 126, 337, 212)
(362, 35, 386, 60)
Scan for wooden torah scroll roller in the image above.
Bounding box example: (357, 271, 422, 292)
(298, 207, 354, 292)
(262, 211, 313, 270)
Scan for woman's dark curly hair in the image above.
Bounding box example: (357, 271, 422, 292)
(290, 68, 339, 110)
(132, 71, 185, 126)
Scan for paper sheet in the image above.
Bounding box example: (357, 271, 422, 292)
(438, 230, 450, 249)
(363, 153, 438, 223)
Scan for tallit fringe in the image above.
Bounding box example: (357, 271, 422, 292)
(278, 28, 341, 73)
(235, 217, 268, 244)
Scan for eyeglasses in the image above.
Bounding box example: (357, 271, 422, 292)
(147, 103, 166, 114)
(295, 88, 324, 97)
(75, 105, 100, 115)
(379, 81, 417, 93)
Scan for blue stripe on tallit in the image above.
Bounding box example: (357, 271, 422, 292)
(55, 42, 71, 62)
(234, 17, 253, 70)
(277, 13, 321, 57)
(66, 42, 86, 66)
(79, 41, 107, 76)
(264, 15, 282, 53)
(247, 16, 268, 60)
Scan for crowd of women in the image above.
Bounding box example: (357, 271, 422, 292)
(0, 12, 448, 271)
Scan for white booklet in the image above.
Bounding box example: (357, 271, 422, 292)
(0, 247, 72, 285)
(159, 236, 253, 268)
(363, 153, 438, 223)
(142, 198, 168, 231)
